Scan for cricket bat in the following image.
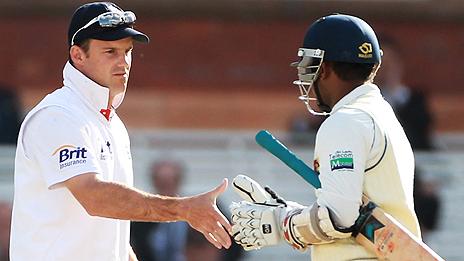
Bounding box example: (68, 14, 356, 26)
(255, 130, 444, 261)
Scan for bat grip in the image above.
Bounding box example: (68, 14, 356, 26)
(351, 201, 377, 237)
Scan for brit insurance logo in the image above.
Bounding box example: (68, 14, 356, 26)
(358, 42, 373, 59)
(52, 144, 88, 170)
(329, 150, 354, 171)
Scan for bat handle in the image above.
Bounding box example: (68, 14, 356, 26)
(351, 201, 377, 237)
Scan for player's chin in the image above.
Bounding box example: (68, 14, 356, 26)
(108, 83, 127, 95)
(112, 77, 128, 88)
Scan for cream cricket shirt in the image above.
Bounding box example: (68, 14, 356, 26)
(311, 83, 420, 261)
(10, 62, 133, 260)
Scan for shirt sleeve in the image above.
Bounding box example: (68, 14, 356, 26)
(314, 108, 374, 228)
(22, 106, 101, 189)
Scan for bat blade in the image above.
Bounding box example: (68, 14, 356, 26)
(255, 129, 444, 261)
(356, 207, 444, 260)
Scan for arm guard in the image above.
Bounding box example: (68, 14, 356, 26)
(282, 203, 353, 250)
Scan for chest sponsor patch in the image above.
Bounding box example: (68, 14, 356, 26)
(52, 144, 88, 170)
(329, 150, 354, 171)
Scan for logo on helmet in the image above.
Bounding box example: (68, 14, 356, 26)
(358, 42, 373, 59)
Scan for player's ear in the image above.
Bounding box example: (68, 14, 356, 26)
(69, 45, 86, 66)
(319, 62, 331, 80)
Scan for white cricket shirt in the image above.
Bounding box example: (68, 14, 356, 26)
(311, 83, 420, 260)
(10, 62, 133, 260)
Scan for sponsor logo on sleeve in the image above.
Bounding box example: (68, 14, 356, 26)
(329, 150, 354, 171)
(52, 144, 88, 170)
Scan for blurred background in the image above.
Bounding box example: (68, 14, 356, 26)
(0, 0, 463, 260)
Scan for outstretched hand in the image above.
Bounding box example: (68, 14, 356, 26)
(184, 178, 232, 249)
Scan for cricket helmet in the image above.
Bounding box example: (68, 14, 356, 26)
(292, 14, 381, 115)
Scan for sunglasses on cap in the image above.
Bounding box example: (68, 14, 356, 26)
(71, 11, 136, 46)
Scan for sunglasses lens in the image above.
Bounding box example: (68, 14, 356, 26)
(98, 12, 135, 27)
(123, 12, 136, 24)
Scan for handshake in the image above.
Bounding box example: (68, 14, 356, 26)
(228, 175, 351, 252)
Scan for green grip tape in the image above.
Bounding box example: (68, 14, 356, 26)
(255, 130, 321, 189)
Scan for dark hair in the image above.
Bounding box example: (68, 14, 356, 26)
(328, 61, 378, 82)
(68, 39, 91, 65)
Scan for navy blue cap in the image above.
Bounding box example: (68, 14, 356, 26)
(68, 2, 149, 47)
(303, 14, 381, 64)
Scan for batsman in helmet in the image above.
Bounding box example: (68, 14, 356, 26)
(230, 14, 421, 260)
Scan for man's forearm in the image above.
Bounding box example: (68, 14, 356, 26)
(65, 173, 233, 250)
(66, 175, 188, 222)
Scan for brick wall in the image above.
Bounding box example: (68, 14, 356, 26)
(2, 18, 464, 131)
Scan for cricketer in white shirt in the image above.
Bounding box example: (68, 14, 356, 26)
(230, 14, 421, 260)
(9, 3, 233, 260)
(10, 62, 133, 260)
(311, 83, 421, 260)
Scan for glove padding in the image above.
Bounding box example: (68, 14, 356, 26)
(230, 200, 285, 250)
(230, 175, 302, 251)
(232, 174, 273, 203)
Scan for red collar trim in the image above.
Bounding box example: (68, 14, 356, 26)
(100, 108, 112, 121)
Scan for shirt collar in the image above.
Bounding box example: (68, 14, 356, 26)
(331, 83, 381, 113)
(62, 62, 114, 120)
